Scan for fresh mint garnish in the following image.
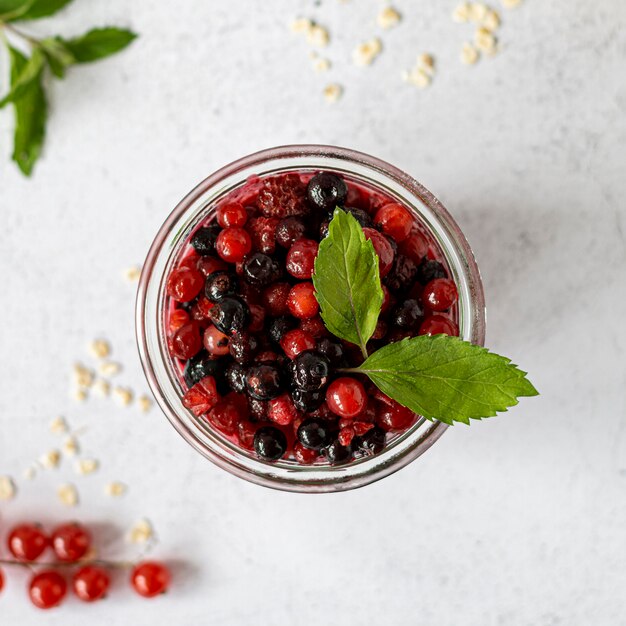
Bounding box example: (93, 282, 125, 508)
(0, 0, 137, 176)
(312, 208, 384, 359)
(314, 210, 538, 424)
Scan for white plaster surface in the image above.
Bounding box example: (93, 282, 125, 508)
(1, 1, 625, 624)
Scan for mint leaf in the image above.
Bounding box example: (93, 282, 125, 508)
(313, 208, 383, 357)
(59, 27, 137, 63)
(16, 0, 72, 19)
(353, 335, 538, 424)
(9, 45, 47, 176)
(40, 37, 75, 78)
(0, 48, 44, 108)
(0, 0, 33, 20)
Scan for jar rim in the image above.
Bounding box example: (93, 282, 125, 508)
(136, 144, 486, 493)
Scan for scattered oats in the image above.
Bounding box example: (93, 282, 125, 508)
(502, 0, 522, 8)
(137, 394, 153, 413)
(73, 363, 95, 388)
(73, 388, 88, 403)
(312, 57, 331, 73)
(129, 519, 154, 544)
(469, 2, 488, 22)
(57, 483, 79, 507)
(105, 481, 127, 497)
(23, 466, 36, 480)
(352, 38, 383, 66)
(307, 23, 330, 47)
(114, 386, 134, 406)
(40, 449, 61, 469)
(0, 475, 16, 500)
(124, 265, 142, 282)
(475, 26, 497, 53)
(402, 67, 431, 88)
(99, 361, 121, 377)
(50, 416, 68, 434)
(75, 458, 99, 476)
(461, 42, 480, 64)
(482, 8, 501, 31)
(418, 53, 435, 73)
(452, 2, 471, 22)
(89, 339, 111, 360)
(63, 436, 80, 457)
(93, 379, 111, 397)
(377, 6, 401, 29)
(323, 83, 343, 103)
(290, 17, 312, 33)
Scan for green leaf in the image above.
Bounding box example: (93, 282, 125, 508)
(59, 27, 137, 63)
(0, 0, 34, 21)
(40, 37, 76, 78)
(0, 47, 45, 108)
(16, 0, 73, 19)
(354, 335, 538, 425)
(313, 208, 383, 357)
(9, 45, 47, 176)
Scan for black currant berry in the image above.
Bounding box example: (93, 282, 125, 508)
(229, 331, 259, 364)
(391, 299, 424, 330)
(205, 271, 238, 302)
(353, 426, 386, 457)
(290, 350, 331, 391)
(324, 440, 351, 465)
(291, 388, 324, 413)
(191, 224, 221, 256)
(307, 172, 348, 211)
(297, 418, 332, 451)
(268, 316, 297, 343)
(208, 297, 249, 335)
(225, 362, 246, 393)
(275, 217, 307, 248)
(242, 253, 281, 287)
(416, 259, 446, 285)
(245, 364, 283, 400)
(254, 426, 287, 461)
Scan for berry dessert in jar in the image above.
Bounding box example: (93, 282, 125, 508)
(137, 146, 485, 492)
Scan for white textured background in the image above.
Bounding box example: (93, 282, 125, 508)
(1, 1, 625, 624)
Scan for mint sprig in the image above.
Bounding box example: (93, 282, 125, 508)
(314, 209, 538, 425)
(0, 0, 137, 176)
(313, 208, 383, 358)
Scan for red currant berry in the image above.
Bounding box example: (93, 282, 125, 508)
(29, 571, 67, 609)
(207, 397, 241, 435)
(262, 282, 292, 316)
(419, 314, 459, 336)
(299, 316, 328, 339)
(51, 523, 91, 562)
(217, 202, 247, 228)
(422, 278, 459, 311)
(182, 376, 220, 417)
(178, 252, 200, 271)
(353, 421, 375, 436)
(237, 420, 259, 450)
(268, 393, 301, 426)
(294, 441, 318, 464)
(203, 324, 230, 356)
(363, 228, 395, 277)
(166, 267, 204, 302)
(326, 377, 368, 419)
(247, 216, 279, 254)
(8, 524, 48, 561)
(287, 282, 319, 319)
(196, 255, 227, 277)
(216, 227, 252, 263)
(399, 229, 429, 264)
(280, 329, 316, 359)
(131, 561, 171, 598)
(286, 238, 318, 279)
(374, 203, 413, 242)
(171, 321, 202, 360)
(338, 425, 356, 447)
(376, 399, 415, 430)
(73, 566, 110, 602)
(169, 308, 190, 332)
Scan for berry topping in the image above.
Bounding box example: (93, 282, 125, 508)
(275, 216, 307, 247)
(182, 376, 220, 416)
(191, 224, 221, 256)
(363, 227, 395, 277)
(215, 227, 252, 263)
(418, 314, 459, 337)
(254, 426, 288, 461)
(326, 377, 367, 419)
(217, 202, 247, 228)
(204, 271, 239, 302)
(208, 297, 249, 335)
(294, 442, 318, 464)
(166, 267, 204, 302)
(306, 172, 348, 211)
(285, 239, 318, 279)
(169, 308, 190, 333)
(257, 173, 308, 218)
(297, 418, 333, 450)
(207, 396, 242, 435)
(416, 258, 446, 284)
(287, 282, 319, 319)
(242, 253, 281, 287)
(247, 216, 280, 254)
(422, 278, 459, 311)
(280, 329, 316, 360)
(290, 350, 331, 391)
(249, 397, 269, 421)
(170, 321, 202, 360)
(268, 393, 301, 426)
(228, 331, 259, 364)
(374, 203, 413, 242)
(245, 364, 283, 400)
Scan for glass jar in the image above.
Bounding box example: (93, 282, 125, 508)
(136, 145, 486, 493)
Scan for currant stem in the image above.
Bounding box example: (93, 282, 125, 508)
(0, 557, 135, 570)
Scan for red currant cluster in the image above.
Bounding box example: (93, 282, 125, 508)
(0, 522, 171, 609)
